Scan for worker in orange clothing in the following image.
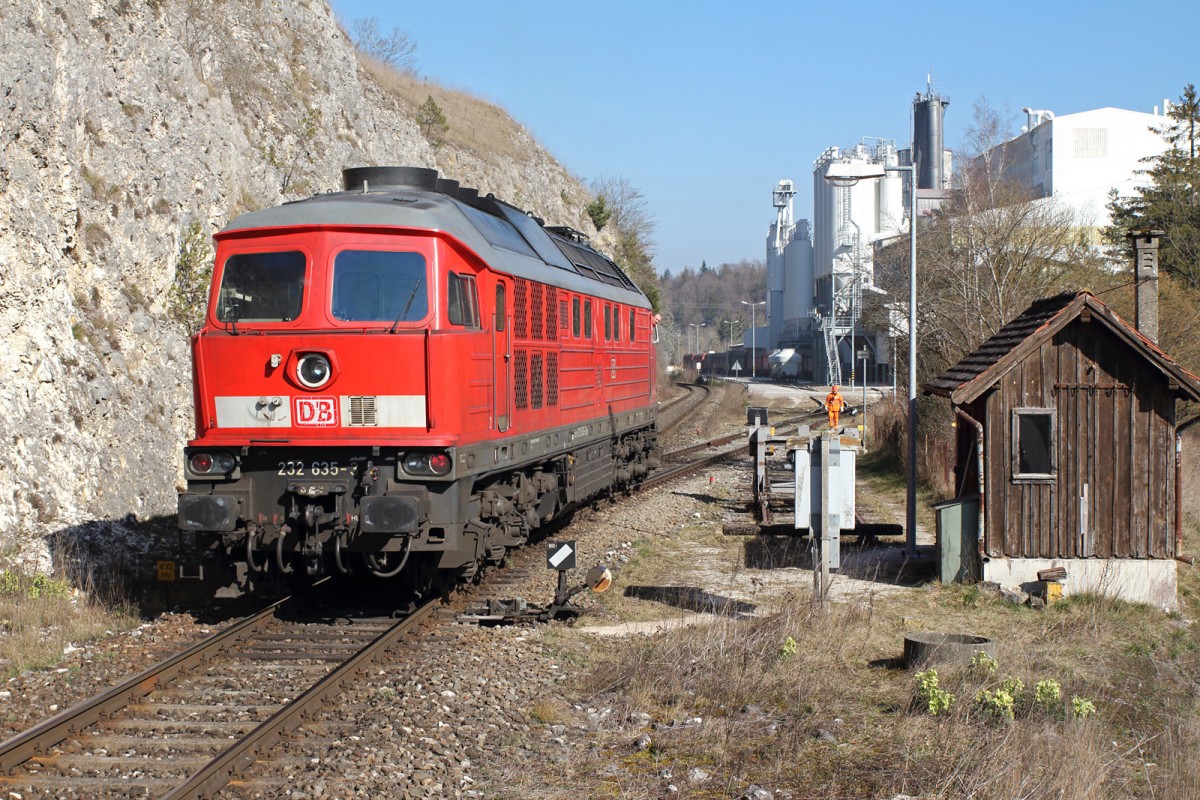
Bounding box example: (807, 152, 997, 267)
(825, 385, 847, 430)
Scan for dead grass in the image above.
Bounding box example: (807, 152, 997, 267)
(0, 564, 138, 678)
(483, 392, 1200, 798)
(540, 579, 1200, 799)
(359, 55, 536, 165)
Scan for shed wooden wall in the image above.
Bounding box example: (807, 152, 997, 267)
(979, 319, 1176, 559)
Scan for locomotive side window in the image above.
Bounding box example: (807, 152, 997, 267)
(217, 251, 306, 323)
(494, 284, 506, 332)
(613, 305, 620, 342)
(584, 299, 593, 338)
(332, 250, 428, 323)
(629, 308, 636, 342)
(447, 272, 480, 328)
(603, 303, 612, 340)
(571, 297, 580, 337)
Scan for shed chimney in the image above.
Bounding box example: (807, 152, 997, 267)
(1129, 229, 1164, 343)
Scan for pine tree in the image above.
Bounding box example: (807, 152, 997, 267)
(416, 95, 448, 148)
(1107, 84, 1200, 288)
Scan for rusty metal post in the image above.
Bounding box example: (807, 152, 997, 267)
(1129, 229, 1163, 344)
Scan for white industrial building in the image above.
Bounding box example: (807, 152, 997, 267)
(975, 104, 1174, 234)
(763, 86, 950, 385)
(760, 91, 1176, 386)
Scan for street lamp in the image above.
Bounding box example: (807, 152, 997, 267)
(688, 322, 706, 369)
(725, 319, 735, 351)
(740, 300, 765, 379)
(824, 160, 918, 558)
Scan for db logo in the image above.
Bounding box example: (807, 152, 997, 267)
(293, 396, 339, 427)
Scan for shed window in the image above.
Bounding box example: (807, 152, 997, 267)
(1012, 408, 1056, 481)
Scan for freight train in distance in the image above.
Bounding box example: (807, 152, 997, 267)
(175, 166, 660, 596)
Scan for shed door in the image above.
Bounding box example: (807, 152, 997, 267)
(1056, 384, 1135, 558)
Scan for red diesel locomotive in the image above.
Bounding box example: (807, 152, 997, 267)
(177, 166, 659, 592)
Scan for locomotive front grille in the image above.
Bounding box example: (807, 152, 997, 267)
(349, 395, 378, 426)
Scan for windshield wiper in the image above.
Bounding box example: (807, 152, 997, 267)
(389, 276, 424, 333)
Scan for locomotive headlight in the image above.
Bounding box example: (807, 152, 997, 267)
(190, 453, 214, 474)
(428, 452, 452, 476)
(297, 353, 332, 388)
(188, 451, 238, 477)
(401, 451, 453, 477)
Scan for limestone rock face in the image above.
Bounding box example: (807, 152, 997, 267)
(0, 0, 603, 564)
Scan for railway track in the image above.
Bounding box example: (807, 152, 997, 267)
(656, 381, 711, 436)
(0, 588, 436, 798)
(0, 391, 824, 797)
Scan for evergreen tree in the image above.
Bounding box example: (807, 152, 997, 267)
(1107, 84, 1200, 288)
(585, 195, 612, 231)
(416, 95, 448, 148)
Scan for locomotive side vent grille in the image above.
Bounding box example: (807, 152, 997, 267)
(547, 287, 559, 342)
(515, 349, 529, 410)
(548, 352, 559, 407)
(514, 279, 528, 339)
(531, 282, 544, 340)
(349, 396, 377, 426)
(531, 353, 544, 410)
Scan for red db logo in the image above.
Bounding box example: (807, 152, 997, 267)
(293, 397, 338, 427)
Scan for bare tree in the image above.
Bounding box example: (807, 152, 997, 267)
(873, 98, 1102, 378)
(349, 17, 417, 73)
(589, 176, 660, 308)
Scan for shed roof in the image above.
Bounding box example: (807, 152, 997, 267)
(924, 290, 1200, 405)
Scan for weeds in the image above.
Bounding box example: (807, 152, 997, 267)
(0, 563, 136, 678)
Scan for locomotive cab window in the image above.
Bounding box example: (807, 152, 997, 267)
(1012, 408, 1056, 482)
(217, 251, 306, 323)
(447, 272, 480, 328)
(332, 250, 427, 323)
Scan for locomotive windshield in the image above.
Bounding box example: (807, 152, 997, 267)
(332, 250, 428, 323)
(216, 251, 306, 323)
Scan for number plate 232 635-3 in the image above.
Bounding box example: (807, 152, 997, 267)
(277, 461, 345, 477)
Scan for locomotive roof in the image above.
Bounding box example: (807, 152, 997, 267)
(222, 175, 652, 309)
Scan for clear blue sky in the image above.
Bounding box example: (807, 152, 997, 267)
(330, 0, 1198, 275)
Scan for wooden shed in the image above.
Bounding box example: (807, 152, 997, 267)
(925, 290, 1200, 607)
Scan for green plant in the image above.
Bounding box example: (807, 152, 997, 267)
(974, 687, 1016, 723)
(915, 669, 955, 716)
(1000, 676, 1025, 698)
(586, 195, 612, 231)
(777, 636, 798, 659)
(970, 651, 998, 675)
(416, 95, 448, 148)
(1071, 696, 1096, 719)
(168, 220, 213, 332)
(1035, 679, 1062, 710)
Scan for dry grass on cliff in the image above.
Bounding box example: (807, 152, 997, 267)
(357, 54, 537, 166)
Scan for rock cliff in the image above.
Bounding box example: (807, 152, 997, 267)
(0, 0, 603, 566)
